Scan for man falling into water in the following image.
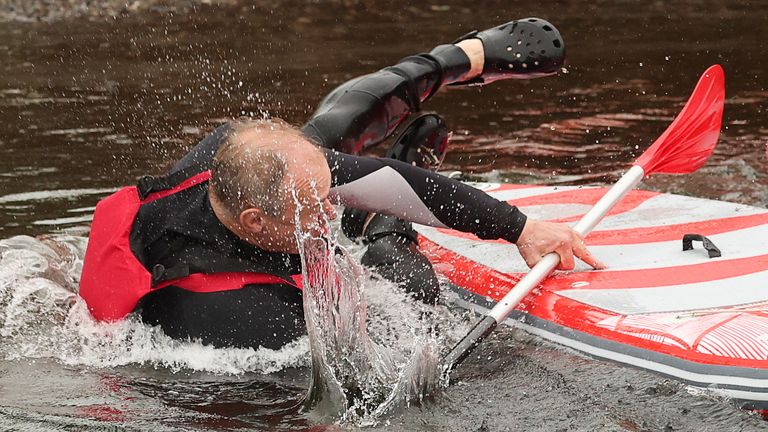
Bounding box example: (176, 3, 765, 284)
(80, 18, 604, 350)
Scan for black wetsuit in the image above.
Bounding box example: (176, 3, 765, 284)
(137, 45, 527, 350)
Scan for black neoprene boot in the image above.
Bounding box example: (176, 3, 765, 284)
(341, 113, 448, 304)
(359, 214, 440, 305)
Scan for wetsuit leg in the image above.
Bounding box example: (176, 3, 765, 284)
(139, 283, 305, 350)
(341, 114, 449, 305)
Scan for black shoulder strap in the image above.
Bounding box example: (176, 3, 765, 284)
(136, 164, 207, 200)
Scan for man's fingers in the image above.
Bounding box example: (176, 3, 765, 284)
(516, 221, 607, 272)
(572, 234, 607, 270)
(556, 242, 575, 271)
(579, 250, 607, 270)
(519, 248, 540, 269)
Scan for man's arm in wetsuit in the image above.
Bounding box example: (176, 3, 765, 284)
(325, 149, 527, 243)
(325, 148, 604, 270)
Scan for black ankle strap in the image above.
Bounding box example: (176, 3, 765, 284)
(364, 214, 418, 244)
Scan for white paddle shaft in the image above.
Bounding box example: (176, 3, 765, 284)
(488, 165, 646, 323)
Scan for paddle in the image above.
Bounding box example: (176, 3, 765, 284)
(442, 64, 726, 373)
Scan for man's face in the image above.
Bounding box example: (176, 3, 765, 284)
(254, 142, 336, 253)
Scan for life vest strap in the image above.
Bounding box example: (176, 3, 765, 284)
(154, 272, 302, 292)
(137, 165, 208, 200)
(151, 263, 191, 286)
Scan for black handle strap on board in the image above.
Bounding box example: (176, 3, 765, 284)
(682, 234, 722, 259)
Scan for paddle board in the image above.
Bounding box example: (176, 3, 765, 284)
(416, 182, 768, 408)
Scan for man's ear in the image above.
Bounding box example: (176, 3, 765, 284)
(239, 208, 266, 233)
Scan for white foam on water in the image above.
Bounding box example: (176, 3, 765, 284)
(0, 235, 310, 375)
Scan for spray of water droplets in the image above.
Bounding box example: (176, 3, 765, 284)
(291, 186, 444, 425)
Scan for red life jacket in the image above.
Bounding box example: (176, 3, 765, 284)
(80, 169, 303, 322)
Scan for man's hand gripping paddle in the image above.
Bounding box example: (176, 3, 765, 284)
(442, 65, 726, 374)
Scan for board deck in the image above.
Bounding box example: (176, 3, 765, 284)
(415, 182, 768, 407)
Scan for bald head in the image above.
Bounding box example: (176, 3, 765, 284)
(209, 118, 329, 219)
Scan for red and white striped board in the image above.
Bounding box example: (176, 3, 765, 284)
(416, 182, 768, 407)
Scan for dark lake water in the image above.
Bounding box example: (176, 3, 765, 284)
(0, 0, 767, 430)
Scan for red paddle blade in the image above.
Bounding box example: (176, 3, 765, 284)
(634, 64, 725, 175)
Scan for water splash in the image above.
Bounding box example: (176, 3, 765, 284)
(0, 235, 310, 374)
(296, 217, 443, 425)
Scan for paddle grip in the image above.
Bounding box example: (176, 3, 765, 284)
(442, 315, 498, 371)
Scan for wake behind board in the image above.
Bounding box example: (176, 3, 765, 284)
(415, 182, 768, 408)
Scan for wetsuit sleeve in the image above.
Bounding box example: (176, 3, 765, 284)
(302, 44, 472, 154)
(325, 149, 528, 243)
